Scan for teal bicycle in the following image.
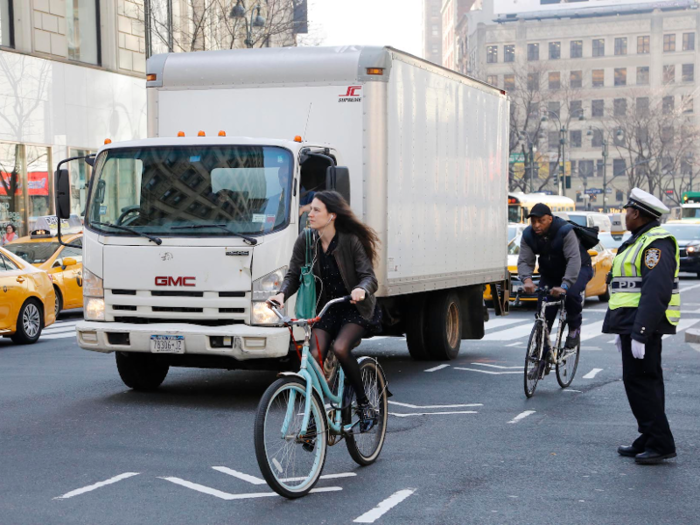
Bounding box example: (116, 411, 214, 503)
(254, 296, 389, 499)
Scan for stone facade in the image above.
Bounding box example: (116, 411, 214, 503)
(423, 0, 443, 65)
(117, 0, 146, 74)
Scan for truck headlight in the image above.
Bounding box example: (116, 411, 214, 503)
(251, 267, 287, 325)
(85, 297, 105, 321)
(83, 268, 104, 298)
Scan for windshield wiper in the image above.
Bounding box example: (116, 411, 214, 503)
(91, 221, 163, 245)
(170, 224, 258, 245)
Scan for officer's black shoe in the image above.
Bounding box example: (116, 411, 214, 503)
(565, 328, 581, 349)
(617, 445, 644, 457)
(635, 450, 677, 465)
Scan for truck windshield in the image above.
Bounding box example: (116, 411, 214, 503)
(86, 146, 294, 237)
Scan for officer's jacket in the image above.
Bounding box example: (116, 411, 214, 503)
(603, 220, 677, 342)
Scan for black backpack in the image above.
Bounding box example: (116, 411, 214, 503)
(567, 220, 599, 250)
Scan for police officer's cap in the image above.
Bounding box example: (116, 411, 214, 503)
(623, 188, 669, 219)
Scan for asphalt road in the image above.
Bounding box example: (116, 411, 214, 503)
(2, 281, 700, 525)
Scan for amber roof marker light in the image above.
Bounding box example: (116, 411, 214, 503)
(198, 131, 206, 137)
(146, 73, 157, 82)
(366, 68, 384, 76)
(218, 131, 227, 137)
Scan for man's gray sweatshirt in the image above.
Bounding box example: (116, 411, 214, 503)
(517, 230, 582, 287)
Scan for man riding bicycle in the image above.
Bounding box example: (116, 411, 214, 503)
(517, 204, 593, 368)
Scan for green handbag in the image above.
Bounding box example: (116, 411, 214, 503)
(294, 228, 317, 319)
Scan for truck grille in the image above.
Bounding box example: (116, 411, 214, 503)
(152, 306, 204, 313)
(151, 291, 204, 297)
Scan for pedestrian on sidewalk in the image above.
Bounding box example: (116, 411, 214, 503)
(603, 188, 679, 465)
(1, 223, 17, 245)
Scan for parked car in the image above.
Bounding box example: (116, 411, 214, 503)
(598, 232, 631, 254)
(567, 211, 612, 232)
(507, 223, 527, 242)
(0, 246, 56, 344)
(661, 223, 700, 277)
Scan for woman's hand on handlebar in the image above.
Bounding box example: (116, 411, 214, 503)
(350, 288, 366, 304)
(267, 293, 285, 308)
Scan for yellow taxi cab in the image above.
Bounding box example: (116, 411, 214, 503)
(485, 235, 615, 304)
(4, 216, 83, 317)
(0, 246, 56, 344)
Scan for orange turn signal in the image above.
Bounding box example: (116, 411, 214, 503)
(294, 135, 303, 143)
(366, 68, 384, 75)
(146, 73, 157, 82)
(177, 131, 185, 137)
(218, 130, 226, 137)
(104, 138, 112, 144)
(198, 130, 206, 137)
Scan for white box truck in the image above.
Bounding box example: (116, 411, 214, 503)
(56, 46, 510, 390)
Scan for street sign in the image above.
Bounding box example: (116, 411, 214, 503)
(585, 188, 603, 195)
(509, 153, 524, 162)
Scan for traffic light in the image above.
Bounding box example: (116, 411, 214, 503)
(565, 176, 571, 189)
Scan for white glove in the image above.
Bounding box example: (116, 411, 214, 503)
(615, 335, 622, 353)
(631, 339, 646, 360)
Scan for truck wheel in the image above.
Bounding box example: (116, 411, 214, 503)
(426, 291, 462, 360)
(116, 352, 169, 391)
(11, 299, 44, 345)
(405, 295, 431, 360)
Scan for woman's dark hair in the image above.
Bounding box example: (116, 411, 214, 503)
(5, 223, 14, 233)
(313, 191, 380, 263)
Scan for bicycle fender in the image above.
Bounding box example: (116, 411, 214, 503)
(276, 371, 305, 381)
(356, 356, 393, 399)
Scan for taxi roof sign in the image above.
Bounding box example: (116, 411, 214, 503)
(31, 215, 82, 238)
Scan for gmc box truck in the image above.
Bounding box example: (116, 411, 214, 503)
(56, 46, 510, 390)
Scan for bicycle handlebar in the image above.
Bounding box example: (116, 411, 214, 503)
(266, 295, 353, 326)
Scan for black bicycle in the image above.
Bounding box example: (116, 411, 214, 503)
(524, 287, 581, 398)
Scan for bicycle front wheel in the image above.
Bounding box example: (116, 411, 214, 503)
(556, 343, 580, 388)
(254, 377, 328, 499)
(524, 325, 542, 398)
(344, 358, 389, 466)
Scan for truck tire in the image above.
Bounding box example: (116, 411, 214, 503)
(116, 352, 169, 391)
(405, 295, 431, 360)
(425, 291, 462, 360)
(11, 299, 44, 345)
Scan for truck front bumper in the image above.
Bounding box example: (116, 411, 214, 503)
(75, 321, 290, 361)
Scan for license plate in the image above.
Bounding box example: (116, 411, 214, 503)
(150, 335, 185, 354)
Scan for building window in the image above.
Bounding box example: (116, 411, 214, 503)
(663, 34, 676, 52)
(26, 146, 52, 224)
(592, 39, 605, 57)
(663, 64, 675, 84)
(636, 97, 649, 117)
(0, 0, 14, 47)
(504, 44, 515, 62)
(549, 71, 561, 90)
(683, 64, 694, 82)
(579, 160, 594, 178)
(616, 190, 624, 201)
(683, 32, 695, 51)
(637, 66, 649, 85)
(570, 40, 582, 58)
(66, 0, 100, 65)
(487, 45, 498, 63)
(570, 100, 583, 119)
(68, 148, 93, 218)
(592, 100, 604, 117)
(570, 130, 582, 148)
(431, 25, 439, 37)
(637, 35, 650, 54)
(591, 129, 603, 148)
(614, 98, 627, 116)
(527, 72, 539, 91)
(683, 95, 694, 114)
(613, 159, 626, 177)
(0, 142, 26, 235)
(487, 75, 498, 86)
(548, 131, 559, 151)
(614, 68, 627, 86)
(592, 69, 604, 88)
(528, 43, 539, 61)
(570, 70, 582, 89)
(548, 101, 561, 119)
(549, 41, 561, 60)
(504, 74, 515, 91)
(614, 37, 627, 56)
(663, 96, 674, 114)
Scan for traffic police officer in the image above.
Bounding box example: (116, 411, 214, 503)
(603, 188, 679, 465)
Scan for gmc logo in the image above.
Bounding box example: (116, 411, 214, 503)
(155, 276, 196, 287)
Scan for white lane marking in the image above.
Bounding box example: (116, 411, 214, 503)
(583, 368, 603, 379)
(580, 320, 606, 342)
(607, 339, 618, 344)
(211, 467, 266, 485)
(482, 323, 534, 341)
(663, 318, 700, 339)
(506, 342, 523, 347)
(680, 283, 700, 294)
(454, 367, 520, 375)
(160, 477, 342, 499)
(389, 411, 478, 418)
(581, 346, 601, 351)
(424, 364, 450, 373)
(564, 389, 583, 393)
(353, 489, 416, 523)
(470, 363, 521, 370)
(41, 333, 77, 340)
(281, 472, 357, 482)
(54, 472, 139, 500)
(485, 317, 528, 330)
(508, 411, 536, 424)
(389, 401, 482, 409)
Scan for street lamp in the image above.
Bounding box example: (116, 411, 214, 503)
(230, 1, 266, 48)
(518, 130, 544, 193)
(586, 127, 624, 213)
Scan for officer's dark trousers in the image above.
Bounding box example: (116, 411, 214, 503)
(540, 265, 594, 332)
(620, 333, 676, 454)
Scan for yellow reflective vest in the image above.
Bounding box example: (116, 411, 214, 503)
(609, 227, 680, 326)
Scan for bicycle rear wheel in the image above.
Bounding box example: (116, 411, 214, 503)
(556, 343, 581, 388)
(524, 325, 542, 398)
(254, 377, 327, 499)
(344, 358, 389, 466)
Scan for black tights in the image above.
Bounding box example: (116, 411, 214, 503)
(310, 324, 368, 404)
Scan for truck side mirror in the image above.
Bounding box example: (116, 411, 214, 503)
(326, 166, 351, 204)
(55, 169, 71, 219)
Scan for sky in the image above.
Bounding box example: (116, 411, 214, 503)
(299, 0, 424, 58)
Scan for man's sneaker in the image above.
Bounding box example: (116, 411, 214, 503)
(565, 328, 581, 349)
(357, 401, 377, 433)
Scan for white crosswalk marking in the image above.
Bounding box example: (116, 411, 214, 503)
(482, 323, 533, 341)
(580, 320, 606, 342)
(663, 318, 700, 339)
(485, 317, 528, 331)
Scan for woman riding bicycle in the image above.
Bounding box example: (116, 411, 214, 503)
(269, 191, 382, 431)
